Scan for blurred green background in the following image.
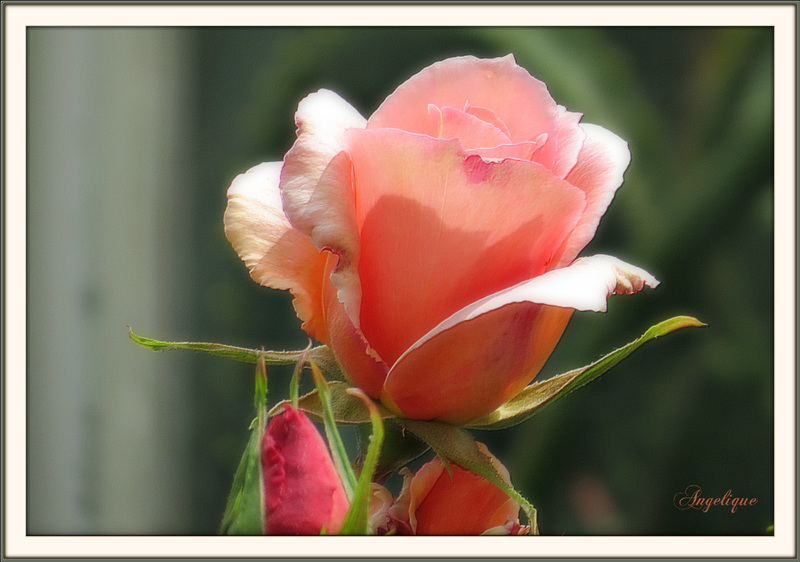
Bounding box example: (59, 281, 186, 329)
(27, 26, 774, 536)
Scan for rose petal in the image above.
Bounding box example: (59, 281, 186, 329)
(555, 123, 632, 266)
(463, 103, 512, 138)
(280, 89, 366, 234)
(223, 162, 329, 341)
(402, 463, 442, 534)
(347, 128, 586, 366)
(466, 138, 546, 162)
(432, 104, 511, 148)
(368, 55, 560, 145)
(367, 483, 394, 535)
(383, 301, 573, 422)
(278, 89, 368, 337)
(289, 150, 364, 331)
(384, 255, 658, 422)
(386, 468, 416, 534)
(403, 443, 520, 535)
(531, 105, 586, 178)
(320, 251, 389, 398)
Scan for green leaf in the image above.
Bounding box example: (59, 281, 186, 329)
(467, 316, 706, 430)
(220, 358, 268, 535)
(338, 389, 385, 535)
(397, 419, 538, 535)
(270, 381, 395, 425)
(128, 327, 347, 381)
(309, 362, 357, 500)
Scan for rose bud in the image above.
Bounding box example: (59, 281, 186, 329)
(386, 443, 527, 535)
(225, 55, 658, 423)
(261, 404, 349, 535)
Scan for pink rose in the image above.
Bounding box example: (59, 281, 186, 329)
(225, 54, 657, 423)
(261, 405, 349, 535)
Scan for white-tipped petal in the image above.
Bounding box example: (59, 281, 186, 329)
(225, 162, 293, 274)
(278, 90, 367, 331)
(399, 254, 658, 363)
(380, 254, 658, 422)
(223, 161, 328, 339)
(556, 123, 632, 266)
(280, 89, 366, 229)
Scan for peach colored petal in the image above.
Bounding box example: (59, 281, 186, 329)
(403, 461, 444, 534)
(554, 123, 632, 267)
(223, 162, 329, 341)
(367, 483, 394, 535)
(280, 89, 365, 234)
(368, 55, 560, 145)
(384, 301, 573, 423)
(347, 128, 586, 366)
(384, 255, 658, 422)
(279, 90, 368, 339)
(407, 444, 520, 535)
(463, 103, 512, 138)
(531, 105, 586, 178)
(432, 105, 511, 149)
(481, 520, 530, 535)
(289, 151, 364, 334)
(320, 252, 389, 398)
(386, 468, 416, 534)
(466, 138, 546, 162)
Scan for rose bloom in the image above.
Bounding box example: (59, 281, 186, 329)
(225, 55, 657, 423)
(369, 443, 527, 535)
(262, 405, 349, 535)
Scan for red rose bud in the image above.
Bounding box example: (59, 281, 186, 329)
(261, 404, 349, 535)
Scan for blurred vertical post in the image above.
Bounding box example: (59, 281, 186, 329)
(27, 28, 194, 534)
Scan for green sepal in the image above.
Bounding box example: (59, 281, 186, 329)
(269, 381, 395, 425)
(360, 419, 430, 484)
(219, 425, 264, 535)
(338, 389, 385, 535)
(254, 355, 268, 416)
(309, 362, 357, 500)
(128, 327, 346, 381)
(397, 419, 539, 535)
(220, 357, 268, 535)
(467, 316, 706, 430)
(289, 342, 313, 408)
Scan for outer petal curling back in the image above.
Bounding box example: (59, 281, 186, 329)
(384, 301, 573, 422)
(280, 89, 366, 235)
(384, 255, 657, 422)
(531, 106, 586, 179)
(555, 123, 632, 267)
(279, 90, 367, 336)
(224, 162, 329, 341)
(402, 254, 659, 358)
